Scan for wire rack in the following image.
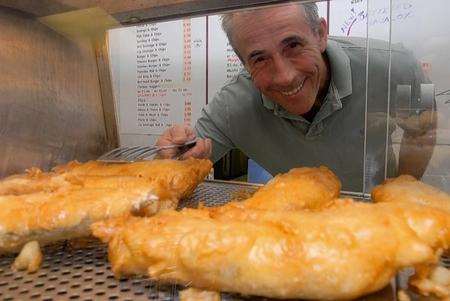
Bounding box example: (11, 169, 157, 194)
(0, 180, 445, 301)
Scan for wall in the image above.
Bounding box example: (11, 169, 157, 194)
(0, 7, 109, 176)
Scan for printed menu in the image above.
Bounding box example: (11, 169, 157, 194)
(109, 17, 206, 135)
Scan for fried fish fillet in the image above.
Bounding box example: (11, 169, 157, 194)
(53, 158, 212, 201)
(11, 241, 43, 273)
(373, 175, 450, 300)
(179, 288, 221, 301)
(212, 166, 341, 213)
(410, 264, 450, 299)
(372, 175, 450, 213)
(0, 167, 71, 196)
(0, 158, 212, 201)
(0, 158, 212, 255)
(0, 175, 160, 254)
(92, 201, 450, 300)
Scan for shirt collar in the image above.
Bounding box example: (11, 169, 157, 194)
(327, 38, 352, 99)
(261, 38, 352, 120)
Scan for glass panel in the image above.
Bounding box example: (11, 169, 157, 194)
(389, 0, 449, 192)
(365, 0, 392, 193)
(328, 0, 369, 193)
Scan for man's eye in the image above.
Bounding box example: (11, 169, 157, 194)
(289, 41, 301, 49)
(251, 56, 266, 66)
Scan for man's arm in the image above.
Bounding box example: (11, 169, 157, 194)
(398, 110, 437, 178)
(392, 47, 437, 179)
(194, 98, 235, 163)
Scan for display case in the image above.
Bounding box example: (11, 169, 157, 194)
(0, 0, 449, 300)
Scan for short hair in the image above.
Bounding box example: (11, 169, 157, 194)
(221, 2, 320, 61)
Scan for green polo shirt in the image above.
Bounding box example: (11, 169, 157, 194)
(195, 36, 426, 192)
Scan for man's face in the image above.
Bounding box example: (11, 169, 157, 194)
(233, 5, 329, 115)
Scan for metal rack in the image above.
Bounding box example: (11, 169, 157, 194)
(0, 180, 444, 301)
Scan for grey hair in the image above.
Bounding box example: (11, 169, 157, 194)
(221, 2, 321, 61)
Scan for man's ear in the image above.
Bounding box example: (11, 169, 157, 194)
(317, 18, 328, 53)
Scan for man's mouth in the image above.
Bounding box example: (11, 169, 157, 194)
(280, 78, 306, 97)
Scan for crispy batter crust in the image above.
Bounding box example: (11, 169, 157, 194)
(0, 158, 212, 254)
(92, 202, 450, 300)
(92, 167, 450, 300)
(372, 175, 450, 213)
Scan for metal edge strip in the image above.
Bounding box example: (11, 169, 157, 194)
(205, 179, 264, 187)
(113, 0, 319, 25)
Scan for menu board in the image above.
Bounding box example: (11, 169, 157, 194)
(109, 17, 206, 135)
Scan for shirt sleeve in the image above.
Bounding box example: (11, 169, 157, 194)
(390, 46, 436, 136)
(194, 91, 235, 163)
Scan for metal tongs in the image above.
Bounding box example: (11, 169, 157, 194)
(97, 139, 197, 163)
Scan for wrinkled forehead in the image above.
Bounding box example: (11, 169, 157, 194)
(229, 4, 312, 56)
(232, 3, 304, 20)
(230, 4, 308, 31)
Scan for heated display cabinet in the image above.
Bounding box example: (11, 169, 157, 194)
(0, 0, 449, 300)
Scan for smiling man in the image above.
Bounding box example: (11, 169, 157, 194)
(156, 3, 435, 191)
(228, 4, 329, 119)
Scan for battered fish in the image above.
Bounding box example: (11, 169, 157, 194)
(0, 158, 212, 202)
(92, 201, 450, 300)
(212, 166, 341, 213)
(372, 175, 450, 213)
(0, 175, 160, 254)
(0, 158, 212, 255)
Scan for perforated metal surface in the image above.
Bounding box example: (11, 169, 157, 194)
(0, 181, 445, 301)
(0, 241, 177, 301)
(180, 180, 260, 209)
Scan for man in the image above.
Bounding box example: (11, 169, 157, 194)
(157, 3, 435, 191)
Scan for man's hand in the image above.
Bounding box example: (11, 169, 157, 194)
(398, 110, 437, 179)
(156, 124, 212, 159)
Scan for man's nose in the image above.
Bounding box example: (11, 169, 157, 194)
(271, 55, 297, 86)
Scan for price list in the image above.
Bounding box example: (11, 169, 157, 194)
(183, 20, 193, 126)
(112, 18, 206, 135)
(135, 23, 175, 130)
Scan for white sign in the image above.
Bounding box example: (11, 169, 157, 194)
(109, 17, 206, 135)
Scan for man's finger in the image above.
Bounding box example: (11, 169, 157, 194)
(181, 139, 211, 159)
(185, 126, 196, 141)
(158, 148, 179, 159)
(205, 138, 212, 158)
(181, 145, 203, 159)
(169, 125, 191, 144)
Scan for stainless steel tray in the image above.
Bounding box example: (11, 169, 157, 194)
(0, 180, 444, 301)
